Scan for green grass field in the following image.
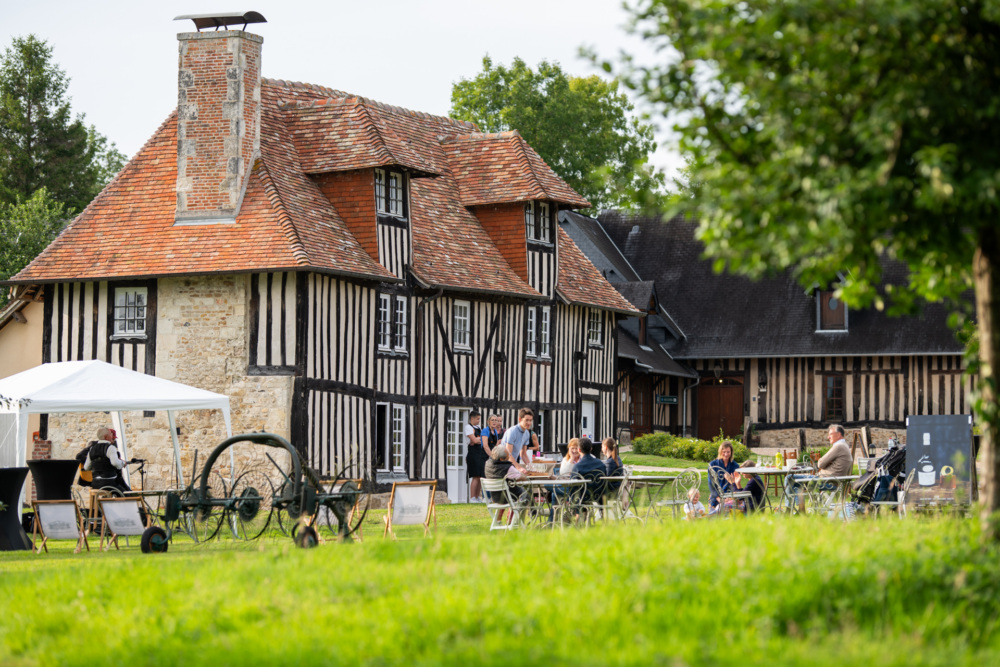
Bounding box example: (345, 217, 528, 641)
(621, 453, 707, 469)
(2, 505, 998, 666)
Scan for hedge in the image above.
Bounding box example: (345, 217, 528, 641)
(632, 431, 751, 463)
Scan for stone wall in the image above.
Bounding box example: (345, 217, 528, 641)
(757, 426, 906, 453)
(47, 274, 294, 491)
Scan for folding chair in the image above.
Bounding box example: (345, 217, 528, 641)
(383, 481, 437, 540)
(32, 500, 89, 554)
(482, 478, 513, 532)
(97, 496, 149, 551)
(708, 468, 752, 518)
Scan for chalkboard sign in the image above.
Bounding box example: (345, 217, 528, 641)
(906, 414, 974, 506)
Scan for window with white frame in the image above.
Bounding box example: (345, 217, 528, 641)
(378, 293, 408, 354)
(539, 306, 551, 358)
(113, 287, 148, 338)
(377, 294, 392, 350)
(526, 305, 551, 359)
(587, 310, 603, 346)
(391, 404, 406, 471)
(453, 300, 471, 350)
(376, 403, 407, 472)
(526, 307, 536, 356)
(446, 408, 470, 468)
(393, 296, 408, 352)
(374, 168, 407, 218)
(524, 201, 552, 243)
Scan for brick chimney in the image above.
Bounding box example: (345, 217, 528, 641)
(175, 30, 262, 224)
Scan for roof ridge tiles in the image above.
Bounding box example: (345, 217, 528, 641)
(438, 130, 522, 143)
(254, 158, 309, 266)
(264, 77, 477, 131)
(511, 133, 547, 201)
(356, 102, 396, 166)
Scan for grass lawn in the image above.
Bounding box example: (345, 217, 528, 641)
(2, 505, 999, 666)
(621, 452, 707, 469)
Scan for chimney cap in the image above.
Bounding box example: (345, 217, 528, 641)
(174, 11, 266, 31)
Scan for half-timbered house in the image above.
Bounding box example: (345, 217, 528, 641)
(3, 25, 637, 501)
(563, 210, 973, 448)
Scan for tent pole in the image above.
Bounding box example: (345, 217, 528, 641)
(167, 411, 184, 487)
(111, 411, 130, 488)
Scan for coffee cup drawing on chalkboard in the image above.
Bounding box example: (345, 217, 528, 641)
(917, 454, 936, 486)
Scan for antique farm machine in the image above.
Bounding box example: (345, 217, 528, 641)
(162, 432, 370, 544)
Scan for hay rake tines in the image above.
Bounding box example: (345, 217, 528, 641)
(167, 433, 368, 545)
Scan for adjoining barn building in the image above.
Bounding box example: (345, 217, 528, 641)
(561, 211, 974, 449)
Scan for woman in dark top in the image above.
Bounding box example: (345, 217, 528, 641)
(465, 411, 488, 503)
(602, 437, 624, 493)
(708, 441, 740, 511)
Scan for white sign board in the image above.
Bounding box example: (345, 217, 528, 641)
(36, 502, 81, 540)
(391, 485, 431, 526)
(101, 499, 146, 537)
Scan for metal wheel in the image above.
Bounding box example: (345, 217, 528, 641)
(317, 461, 372, 542)
(229, 470, 274, 541)
(189, 471, 228, 544)
(274, 479, 304, 536)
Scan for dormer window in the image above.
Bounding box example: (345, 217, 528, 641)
(375, 168, 407, 219)
(817, 290, 847, 331)
(524, 201, 552, 244)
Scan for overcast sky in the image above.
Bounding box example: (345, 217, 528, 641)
(2, 0, 682, 176)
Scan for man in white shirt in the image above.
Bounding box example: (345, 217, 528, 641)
(500, 408, 534, 472)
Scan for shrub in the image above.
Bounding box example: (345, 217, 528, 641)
(632, 431, 750, 463)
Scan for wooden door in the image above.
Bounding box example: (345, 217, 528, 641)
(631, 375, 653, 436)
(697, 380, 744, 441)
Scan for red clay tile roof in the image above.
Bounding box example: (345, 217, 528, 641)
(11, 102, 396, 283)
(441, 132, 591, 208)
(10, 76, 630, 312)
(556, 227, 639, 314)
(283, 98, 441, 176)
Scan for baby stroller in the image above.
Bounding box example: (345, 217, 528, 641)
(852, 445, 908, 513)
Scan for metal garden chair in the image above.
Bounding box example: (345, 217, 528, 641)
(708, 467, 752, 518)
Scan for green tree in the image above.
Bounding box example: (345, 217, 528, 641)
(451, 56, 666, 212)
(0, 35, 124, 212)
(0, 187, 67, 307)
(609, 0, 1000, 537)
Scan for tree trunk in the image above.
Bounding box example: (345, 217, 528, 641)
(974, 227, 1000, 541)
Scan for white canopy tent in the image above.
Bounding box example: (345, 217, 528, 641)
(0, 360, 232, 492)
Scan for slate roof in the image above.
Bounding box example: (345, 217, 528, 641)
(8, 75, 628, 312)
(560, 210, 641, 282)
(618, 331, 697, 378)
(441, 133, 590, 208)
(598, 212, 967, 358)
(613, 281, 656, 311)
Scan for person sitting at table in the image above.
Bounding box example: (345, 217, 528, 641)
(572, 437, 605, 477)
(732, 459, 766, 513)
(684, 487, 707, 520)
(707, 441, 739, 512)
(83, 427, 130, 494)
(602, 437, 624, 493)
(784, 424, 854, 510)
(557, 438, 582, 477)
(484, 446, 525, 504)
